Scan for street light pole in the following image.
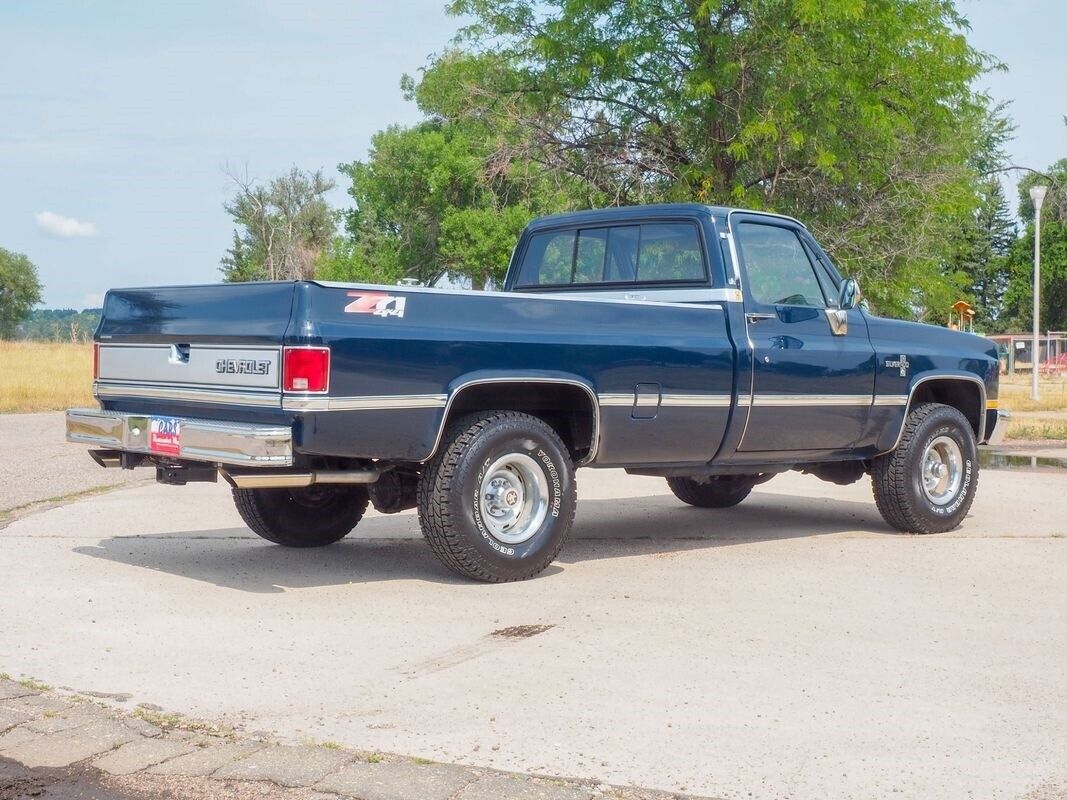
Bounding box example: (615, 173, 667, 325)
(1030, 185, 1048, 402)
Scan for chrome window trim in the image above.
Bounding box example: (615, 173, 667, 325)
(426, 377, 602, 466)
(313, 280, 739, 308)
(540, 287, 740, 304)
(879, 375, 987, 454)
(725, 208, 807, 229)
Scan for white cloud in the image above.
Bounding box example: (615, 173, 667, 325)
(81, 293, 104, 309)
(35, 210, 98, 239)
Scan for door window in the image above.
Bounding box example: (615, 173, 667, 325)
(737, 223, 827, 308)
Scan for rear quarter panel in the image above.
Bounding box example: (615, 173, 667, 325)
(293, 282, 737, 464)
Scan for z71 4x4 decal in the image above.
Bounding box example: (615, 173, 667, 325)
(345, 292, 406, 319)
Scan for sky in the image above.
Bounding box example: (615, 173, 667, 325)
(0, 0, 1065, 310)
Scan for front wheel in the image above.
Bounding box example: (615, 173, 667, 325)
(871, 402, 978, 533)
(233, 485, 369, 547)
(417, 411, 577, 582)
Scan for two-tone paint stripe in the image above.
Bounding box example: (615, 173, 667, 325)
(97, 381, 911, 412)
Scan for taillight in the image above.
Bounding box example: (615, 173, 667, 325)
(283, 347, 330, 393)
(92, 343, 100, 380)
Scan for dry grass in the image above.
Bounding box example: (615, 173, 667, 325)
(1005, 419, 1067, 442)
(0, 341, 94, 413)
(998, 376, 1067, 412)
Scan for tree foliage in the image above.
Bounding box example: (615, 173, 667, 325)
(431, 0, 998, 316)
(946, 178, 1015, 328)
(221, 166, 336, 282)
(0, 247, 43, 339)
(327, 52, 595, 288)
(1002, 160, 1067, 332)
(16, 307, 101, 342)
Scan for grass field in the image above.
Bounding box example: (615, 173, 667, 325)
(998, 376, 1067, 413)
(0, 341, 94, 413)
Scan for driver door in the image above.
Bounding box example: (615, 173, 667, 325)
(732, 216, 876, 452)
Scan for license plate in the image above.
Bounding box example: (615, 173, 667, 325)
(149, 417, 181, 455)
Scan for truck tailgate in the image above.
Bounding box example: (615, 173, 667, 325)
(93, 283, 298, 419)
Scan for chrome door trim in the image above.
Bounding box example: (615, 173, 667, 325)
(752, 394, 873, 407)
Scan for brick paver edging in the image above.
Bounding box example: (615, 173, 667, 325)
(0, 679, 715, 800)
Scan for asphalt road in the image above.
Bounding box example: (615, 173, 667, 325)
(1, 462, 1065, 800)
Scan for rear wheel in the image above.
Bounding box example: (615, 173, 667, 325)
(233, 485, 369, 547)
(417, 411, 577, 582)
(666, 475, 757, 508)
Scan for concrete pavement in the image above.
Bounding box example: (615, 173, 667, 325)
(1, 465, 1065, 799)
(0, 411, 148, 516)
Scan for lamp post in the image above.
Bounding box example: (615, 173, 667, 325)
(1030, 185, 1048, 401)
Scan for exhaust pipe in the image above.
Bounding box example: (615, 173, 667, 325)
(221, 469, 380, 489)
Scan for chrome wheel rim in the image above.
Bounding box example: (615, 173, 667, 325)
(479, 453, 549, 544)
(921, 435, 963, 506)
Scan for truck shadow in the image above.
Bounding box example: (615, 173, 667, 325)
(71, 490, 900, 593)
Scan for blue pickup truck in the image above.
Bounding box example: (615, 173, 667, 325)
(67, 204, 1000, 581)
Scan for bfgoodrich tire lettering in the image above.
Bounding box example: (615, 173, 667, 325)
(417, 411, 577, 582)
(871, 402, 978, 533)
(233, 485, 369, 547)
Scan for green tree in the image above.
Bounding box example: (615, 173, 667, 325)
(221, 166, 336, 282)
(329, 52, 593, 288)
(1003, 161, 1067, 332)
(0, 247, 43, 339)
(946, 178, 1016, 328)
(439, 0, 998, 317)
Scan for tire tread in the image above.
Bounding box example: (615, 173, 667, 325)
(417, 411, 576, 582)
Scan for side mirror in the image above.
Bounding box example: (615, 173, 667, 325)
(839, 278, 861, 311)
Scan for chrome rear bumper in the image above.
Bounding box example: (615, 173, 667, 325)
(65, 408, 293, 467)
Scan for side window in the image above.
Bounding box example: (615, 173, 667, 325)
(637, 223, 705, 282)
(574, 229, 607, 283)
(737, 223, 827, 308)
(605, 226, 639, 282)
(515, 230, 576, 287)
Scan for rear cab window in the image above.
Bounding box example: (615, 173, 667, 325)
(514, 221, 710, 290)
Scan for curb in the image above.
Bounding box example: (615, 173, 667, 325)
(0, 679, 714, 800)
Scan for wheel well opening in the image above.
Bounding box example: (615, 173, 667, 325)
(446, 382, 596, 462)
(910, 379, 982, 439)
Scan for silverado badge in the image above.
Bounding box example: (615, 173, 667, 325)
(884, 354, 910, 377)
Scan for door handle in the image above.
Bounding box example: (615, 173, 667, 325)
(746, 312, 776, 323)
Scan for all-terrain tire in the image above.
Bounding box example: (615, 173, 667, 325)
(666, 475, 756, 508)
(233, 485, 369, 547)
(871, 402, 978, 534)
(417, 411, 577, 582)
